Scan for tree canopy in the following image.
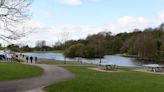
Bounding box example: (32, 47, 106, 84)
(63, 23, 164, 62)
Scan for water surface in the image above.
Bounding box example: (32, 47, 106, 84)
(23, 52, 142, 67)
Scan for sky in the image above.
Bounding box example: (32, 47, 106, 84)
(6, 0, 164, 46)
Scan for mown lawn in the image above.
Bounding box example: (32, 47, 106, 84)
(38, 60, 94, 66)
(0, 62, 43, 81)
(43, 61, 164, 92)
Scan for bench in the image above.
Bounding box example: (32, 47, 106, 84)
(100, 63, 116, 70)
(143, 64, 164, 72)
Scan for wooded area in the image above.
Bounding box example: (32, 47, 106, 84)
(63, 23, 164, 62)
(3, 23, 164, 62)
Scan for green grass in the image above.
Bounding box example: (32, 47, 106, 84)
(0, 62, 43, 81)
(43, 61, 164, 92)
(38, 60, 94, 66)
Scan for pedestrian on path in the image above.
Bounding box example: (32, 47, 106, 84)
(26, 56, 29, 63)
(30, 56, 33, 63)
(16, 55, 18, 58)
(22, 54, 25, 58)
(35, 56, 38, 63)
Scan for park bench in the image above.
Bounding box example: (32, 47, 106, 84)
(100, 63, 117, 70)
(143, 64, 164, 72)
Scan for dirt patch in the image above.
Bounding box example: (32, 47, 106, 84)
(134, 69, 164, 75)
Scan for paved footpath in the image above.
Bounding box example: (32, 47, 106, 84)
(0, 63, 74, 92)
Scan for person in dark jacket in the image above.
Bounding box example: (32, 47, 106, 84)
(26, 56, 29, 63)
(30, 56, 33, 63)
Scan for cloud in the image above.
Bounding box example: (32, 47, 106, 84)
(56, 0, 100, 5)
(158, 11, 164, 22)
(58, 0, 82, 5)
(106, 16, 151, 33)
(6, 11, 164, 47)
(18, 24, 103, 46)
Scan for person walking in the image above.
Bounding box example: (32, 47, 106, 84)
(30, 56, 33, 63)
(16, 55, 18, 58)
(35, 56, 38, 63)
(26, 56, 29, 63)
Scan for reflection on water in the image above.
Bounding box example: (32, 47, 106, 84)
(23, 52, 143, 67)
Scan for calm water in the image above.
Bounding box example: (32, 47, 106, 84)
(23, 52, 143, 67)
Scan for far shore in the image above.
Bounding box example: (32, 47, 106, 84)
(18, 50, 64, 54)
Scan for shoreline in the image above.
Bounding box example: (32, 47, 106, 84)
(120, 54, 164, 62)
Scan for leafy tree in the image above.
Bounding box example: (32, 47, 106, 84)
(64, 43, 85, 58)
(21, 45, 32, 52)
(161, 36, 164, 57)
(86, 33, 106, 63)
(83, 47, 95, 58)
(134, 33, 158, 60)
(7, 44, 20, 52)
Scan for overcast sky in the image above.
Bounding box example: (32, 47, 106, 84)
(4, 0, 164, 46)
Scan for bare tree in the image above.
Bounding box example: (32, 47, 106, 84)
(58, 32, 71, 44)
(35, 40, 46, 51)
(0, 0, 33, 42)
(58, 31, 71, 64)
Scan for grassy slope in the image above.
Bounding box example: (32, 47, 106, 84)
(43, 61, 164, 92)
(0, 62, 43, 81)
(38, 60, 93, 66)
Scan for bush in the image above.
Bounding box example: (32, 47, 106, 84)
(64, 43, 85, 58)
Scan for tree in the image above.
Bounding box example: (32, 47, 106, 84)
(36, 40, 46, 47)
(121, 35, 137, 54)
(58, 32, 71, 45)
(58, 32, 71, 64)
(64, 43, 85, 63)
(134, 33, 158, 60)
(86, 33, 106, 64)
(7, 44, 20, 51)
(64, 43, 85, 58)
(61, 23, 164, 62)
(21, 45, 32, 52)
(35, 40, 46, 51)
(53, 41, 62, 50)
(83, 47, 95, 58)
(159, 23, 164, 31)
(0, 0, 33, 42)
(110, 37, 123, 54)
(161, 36, 164, 58)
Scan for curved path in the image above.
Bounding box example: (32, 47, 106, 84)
(0, 63, 74, 92)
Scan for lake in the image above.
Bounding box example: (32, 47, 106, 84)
(23, 52, 143, 67)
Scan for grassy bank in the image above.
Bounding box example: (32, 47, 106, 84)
(0, 62, 43, 81)
(38, 60, 94, 66)
(41, 60, 164, 92)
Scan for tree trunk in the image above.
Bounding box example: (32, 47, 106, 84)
(64, 56, 66, 64)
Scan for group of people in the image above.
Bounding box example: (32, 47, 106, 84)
(19, 53, 38, 63)
(25, 56, 38, 63)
